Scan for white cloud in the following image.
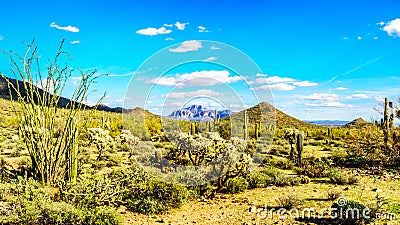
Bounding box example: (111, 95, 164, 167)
(163, 24, 173, 27)
(150, 70, 242, 87)
(383, 18, 400, 37)
(305, 101, 349, 108)
(136, 26, 172, 36)
(165, 37, 175, 41)
(293, 81, 318, 87)
(357, 36, 362, 40)
(373, 36, 379, 40)
(169, 40, 202, 53)
(252, 83, 295, 91)
(377, 21, 385, 26)
(304, 93, 339, 101)
(0, 35, 3, 41)
(348, 94, 369, 99)
(256, 73, 267, 77)
(175, 22, 188, 30)
(374, 96, 385, 103)
(256, 76, 295, 84)
(168, 89, 223, 99)
(343, 36, 348, 40)
(50, 22, 79, 33)
(210, 46, 220, 50)
(70, 40, 81, 44)
(333, 87, 348, 91)
(204, 56, 218, 61)
(198, 26, 209, 32)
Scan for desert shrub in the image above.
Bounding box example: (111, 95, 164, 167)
(0, 177, 122, 225)
(276, 194, 303, 209)
(274, 158, 295, 170)
(326, 168, 359, 185)
(123, 178, 187, 215)
(225, 177, 249, 194)
(331, 200, 373, 224)
(248, 167, 299, 188)
(326, 189, 343, 201)
(296, 157, 330, 178)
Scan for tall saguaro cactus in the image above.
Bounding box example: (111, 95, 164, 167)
(383, 98, 389, 147)
(296, 132, 304, 166)
(243, 110, 248, 140)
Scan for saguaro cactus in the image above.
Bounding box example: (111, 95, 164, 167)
(383, 98, 389, 147)
(296, 132, 304, 165)
(243, 110, 248, 140)
(190, 123, 195, 135)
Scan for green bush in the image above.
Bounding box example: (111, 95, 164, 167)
(123, 178, 188, 215)
(225, 177, 249, 194)
(248, 167, 299, 188)
(276, 195, 303, 209)
(296, 157, 330, 178)
(326, 168, 359, 185)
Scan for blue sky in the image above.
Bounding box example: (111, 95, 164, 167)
(1, 0, 400, 121)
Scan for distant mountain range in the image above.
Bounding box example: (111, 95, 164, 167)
(168, 104, 232, 121)
(305, 120, 350, 127)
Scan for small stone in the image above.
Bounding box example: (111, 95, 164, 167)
(372, 188, 382, 193)
(344, 186, 349, 191)
(248, 206, 257, 213)
(156, 218, 165, 223)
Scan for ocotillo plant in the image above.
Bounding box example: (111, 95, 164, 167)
(296, 132, 304, 166)
(0, 39, 103, 184)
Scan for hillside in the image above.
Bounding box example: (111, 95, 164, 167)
(0, 75, 128, 113)
(343, 117, 371, 129)
(224, 101, 314, 128)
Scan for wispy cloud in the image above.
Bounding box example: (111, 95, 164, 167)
(210, 46, 220, 50)
(252, 75, 317, 91)
(383, 18, 400, 37)
(0, 35, 4, 41)
(252, 83, 295, 91)
(204, 56, 218, 61)
(149, 70, 242, 87)
(293, 81, 318, 87)
(305, 101, 350, 108)
(70, 40, 81, 44)
(256, 76, 295, 84)
(165, 37, 175, 41)
(304, 93, 339, 101)
(333, 87, 348, 91)
(357, 36, 362, 40)
(163, 24, 173, 27)
(347, 94, 369, 99)
(136, 26, 172, 36)
(175, 22, 189, 30)
(50, 22, 79, 32)
(198, 26, 209, 32)
(167, 89, 223, 99)
(169, 40, 202, 53)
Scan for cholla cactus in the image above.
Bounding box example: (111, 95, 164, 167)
(88, 128, 114, 160)
(120, 129, 140, 158)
